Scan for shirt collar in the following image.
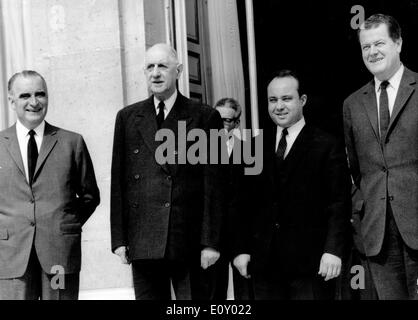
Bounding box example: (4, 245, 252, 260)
(225, 128, 242, 140)
(16, 119, 45, 138)
(375, 64, 404, 93)
(277, 116, 306, 136)
(154, 90, 178, 115)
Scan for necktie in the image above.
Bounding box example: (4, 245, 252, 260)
(379, 80, 390, 141)
(156, 101, 165, 129)
(28, 130, 38, 185)
(276, 128, 288, 161)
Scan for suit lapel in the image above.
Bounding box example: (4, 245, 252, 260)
(2, 125, 26, 178)
(134, 96, 171, 174)
(267, 126, 279, 190)
(135, 94, 192, 175)
(162, 94, 192, 176)
(162, 94, 192, 136)
(135, 96, 159, 153)
(387, 68, 416, 138)
(360, 81, 380, 142)
(34, 122, 58, 179)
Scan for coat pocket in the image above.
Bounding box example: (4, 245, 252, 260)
(60, 223, 82, 234)
(0, 229, 9, 240)
(353, 199, 365, 220)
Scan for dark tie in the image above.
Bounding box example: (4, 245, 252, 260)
(379, 80, 390, 141)
(276, 128, 288, 161)
(28, 130, 38, 185)
(156, 101, 165, 129)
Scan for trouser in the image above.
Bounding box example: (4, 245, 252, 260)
(368, 203, 418, 300)
(252, 268, 335, 300)
(132, 259, 202, 300)
(0, 246, 79, 300)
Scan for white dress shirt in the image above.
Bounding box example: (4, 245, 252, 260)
(226, 128, 241, 157)
(16, 120, 45, 183)
(375, 64, 404, 124)
(275, 117, 306, 158)
(154, 90, 178, 119)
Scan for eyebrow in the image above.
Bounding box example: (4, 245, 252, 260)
(362, 39, 385, 46)
(18, 91, 46, 98)
(145, 62, 170, 67)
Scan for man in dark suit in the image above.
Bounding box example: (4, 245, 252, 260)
(234, 69, 351, 299)
(199, 97, 253, 300)
(110, 43, 225, 300)
(0, 70, 100, 300)
(343, 14, 418, 300)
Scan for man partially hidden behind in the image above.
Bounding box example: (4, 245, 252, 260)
(0, 70, 100, 299)
(200, 97, 253, 300)
(343, 14, 418, 299)
(234, 70, 351, 299)
(111, 43, 225, 300)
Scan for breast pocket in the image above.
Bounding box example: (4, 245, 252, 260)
(60, 223, 82, 235)
(0, 229, 9, 240)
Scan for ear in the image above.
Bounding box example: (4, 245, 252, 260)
(8, 93, 15, 110)
(396, 37, 403, 53)
(176, 63, 183, 78)
(300, 94, 308, 107)
(235, 119, 241, 129)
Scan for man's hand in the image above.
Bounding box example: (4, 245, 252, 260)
(201, 247, 220, 270)
(233, 254, 251, 279)
(318, 252, 341, 281)
(114, 246, 130, 264)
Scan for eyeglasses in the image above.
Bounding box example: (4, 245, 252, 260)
(222, 118, 239, 124)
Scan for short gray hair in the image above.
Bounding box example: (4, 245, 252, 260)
(8, 70, 47, 93)
(214, 97, 242, 118)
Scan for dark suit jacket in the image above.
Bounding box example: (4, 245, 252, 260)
(0, 122, 100, 279)
(220, 137, 247, 259)
(343, 67, 418, 256)
(245, 124, 351, 275)
(110, 93, 225, 263)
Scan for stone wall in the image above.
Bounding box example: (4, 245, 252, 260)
(28, 0, 153, 290)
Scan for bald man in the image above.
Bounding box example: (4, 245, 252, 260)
(110, 43, 225, 300)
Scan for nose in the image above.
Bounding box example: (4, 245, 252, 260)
(28, 95, 38, 106)
(276, 101, 285, 111)
(369, 44, 378, 55)
(151, 66, 161, 77)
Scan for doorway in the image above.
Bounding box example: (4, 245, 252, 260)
(251, 0, 418, 138)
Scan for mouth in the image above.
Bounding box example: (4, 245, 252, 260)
(274, 112, 288, 119)
(25, 108, 42, 113)
(369, 57, 384, 64)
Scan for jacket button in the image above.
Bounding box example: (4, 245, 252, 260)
(164, 202, 171, 208)
(166, 176, 172, 181)
(134, 174, 140, 180)
(133, 149, 139, 154)
(389, 196, 394, 201)
(382, 167, 387, 173)
(275, 223, 280, 229)
(30, 199, 35, 204)
(30, 222, 35, 227)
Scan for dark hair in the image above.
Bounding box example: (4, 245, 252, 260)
(358, 14, 402, 42)
(8, 70, 47, 93)
(214, 97, 242, 118)
(268, 69, 305, 96)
